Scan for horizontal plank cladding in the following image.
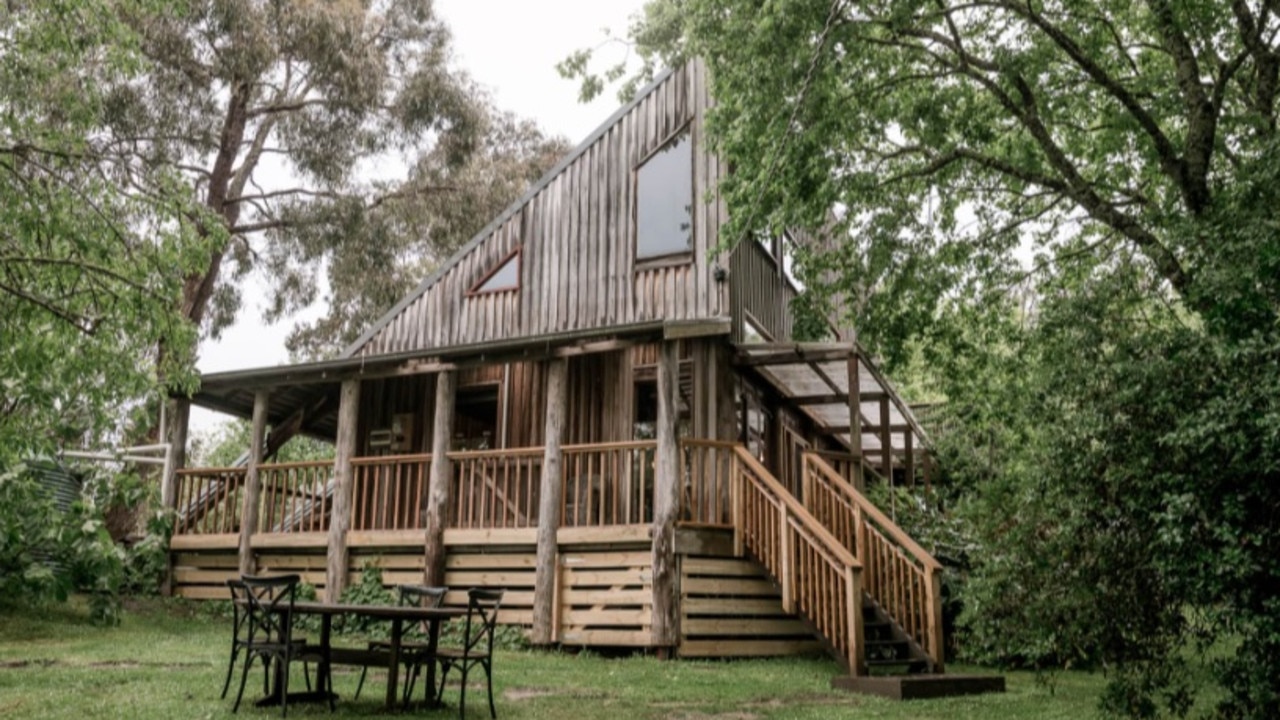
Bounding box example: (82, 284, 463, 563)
(677, 555, 822, 659)
(172, 549, 238, 600)
(354, 61, 727, 358)
(557, 546, 653, 647)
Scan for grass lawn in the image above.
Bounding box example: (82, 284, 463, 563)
(0, 597, 1105, 719)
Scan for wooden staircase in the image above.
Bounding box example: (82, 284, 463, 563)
(722, 444, 1003, 698)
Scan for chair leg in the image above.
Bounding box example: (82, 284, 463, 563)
(485, 659, 496, 719)
(402, 662, 417, 708)
(279, 654, 290, 718)
(221, 646, 239, 699)
(435, 661, 453, 706)
(232, 653, 254, 714)
(354, 665, 367, 700)
(458, 664, 469, 720)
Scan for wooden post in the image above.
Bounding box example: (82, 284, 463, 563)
(847, 567, 866, 676)
(161, 397, 189, 597)
(325, 379, 360, 601)
(422, 370, 456, 587)
(904, 431, 915, 489)
(927, 566, 946, 673)
(651, 341, 681, 649)
(847, 350, 862, 458)
(779, 503, 793, 613)
(532, 358, 567, 645)
(238, 390, 269, 577)
(879, 396, 893, 482)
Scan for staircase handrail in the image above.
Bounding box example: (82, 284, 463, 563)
(728, 445, 865, 674)
(803, 452, 945, 671)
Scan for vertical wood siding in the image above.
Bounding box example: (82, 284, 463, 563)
(353, 62, 728, 358)
(730, 240, 797, 343)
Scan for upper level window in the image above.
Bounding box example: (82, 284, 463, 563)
(468, 249, 520, 295)
(636, 128, 693, 261)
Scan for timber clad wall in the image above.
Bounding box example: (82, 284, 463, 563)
(730, 240, 798, 343)
(352, 62, 729, 357)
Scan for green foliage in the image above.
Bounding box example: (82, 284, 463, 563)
(0, 1, 208, 465)
(335, 562, 396, 637)
(188, 418, 334, 468)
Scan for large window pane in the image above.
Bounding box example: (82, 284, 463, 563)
(636, 130, 693, 259)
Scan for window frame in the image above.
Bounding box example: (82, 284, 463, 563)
(465, 247, 522, 297)
(633, 122, 696, 269)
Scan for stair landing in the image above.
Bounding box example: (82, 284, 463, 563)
(831, 674, 1006, 701)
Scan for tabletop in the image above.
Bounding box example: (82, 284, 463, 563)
(287, 601, 467, 621)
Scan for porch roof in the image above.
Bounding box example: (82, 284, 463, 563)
(185, 318, 729, 439)
(733, 342, 931, 454)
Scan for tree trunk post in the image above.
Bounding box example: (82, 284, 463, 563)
(238, 390, 269, 577)
(161, 397, 189, 597)
(423, 370, 456, 587)
(651, 341, 681, 650)
(325, 379, 360, 601)
(532, 358, 568, 645)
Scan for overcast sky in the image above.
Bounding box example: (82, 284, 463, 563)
(191, 1, 648, 434)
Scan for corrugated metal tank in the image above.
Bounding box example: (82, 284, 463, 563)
(26, 460, 84, 571)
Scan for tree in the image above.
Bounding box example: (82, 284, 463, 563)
(567, 2, 1280, 716)
(0, 1, 208, 463)
(275, 110, 570, 359)
(99, 0, 483, 343)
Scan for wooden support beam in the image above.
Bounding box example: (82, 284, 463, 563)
(238, 390, 269, 577)
(879, 396, 893, 482)
(651, 341, 681, 649)
(790, 391, 887, 406)
(532, 359, 567, 645)
(734, 346, 855, 366)
(324, 379, 360, 601)
(848, 351, 862, 458)
(904, 431, 915, 489)
(265, 391, 337, 461)
(422, 370, 456, 587)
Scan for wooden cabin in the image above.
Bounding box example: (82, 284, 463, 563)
(165, 61, 956, 686)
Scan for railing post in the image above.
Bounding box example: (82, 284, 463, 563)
(731, 451, 744, 557)
(532, 358, 567, 645)
(779, 503, 793, 613)
(238, 390, 269, 577)
(927, 565, 946, 673)
(325, 379, 359, 601)
(846, 566, 866, 676)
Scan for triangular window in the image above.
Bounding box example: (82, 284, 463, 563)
(468, 250, 520, 295)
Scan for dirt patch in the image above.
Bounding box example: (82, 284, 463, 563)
(0, 660, 56, 669)
(660, 707, 757, 712)
(504, 688, 556, 701)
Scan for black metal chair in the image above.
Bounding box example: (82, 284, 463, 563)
(355, 584, 448, 703)
(223, 579, 312, 702)
(231, 574, 324, 717)
(433, 588, 504, 719)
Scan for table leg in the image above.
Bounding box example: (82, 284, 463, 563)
(320, 614, 334, 705)
(424, 617, 442, 704)
(385, 618, 403, 709)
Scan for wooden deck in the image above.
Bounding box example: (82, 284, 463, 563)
(171, 523, 819, 659)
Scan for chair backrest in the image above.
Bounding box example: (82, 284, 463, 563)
(240, 574, 301, 646)
(397, 584, 447, 608)
(226, 578, 252, 643)
(460, 588, 504, 656)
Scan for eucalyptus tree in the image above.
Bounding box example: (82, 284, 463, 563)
(565, 2, 1280, 716)
(104, 0, 483, 341)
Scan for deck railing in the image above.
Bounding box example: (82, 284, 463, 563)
(730, 445, 864, 673)
(449, 448, 542, 529)
(352, 454, 431, 531)
(679, 440, 735, 526)
(174, 467, 246, 535)
(561, 441, 656, 526)
(258, 461, 335, 533)
(802, 452, 944, 671)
